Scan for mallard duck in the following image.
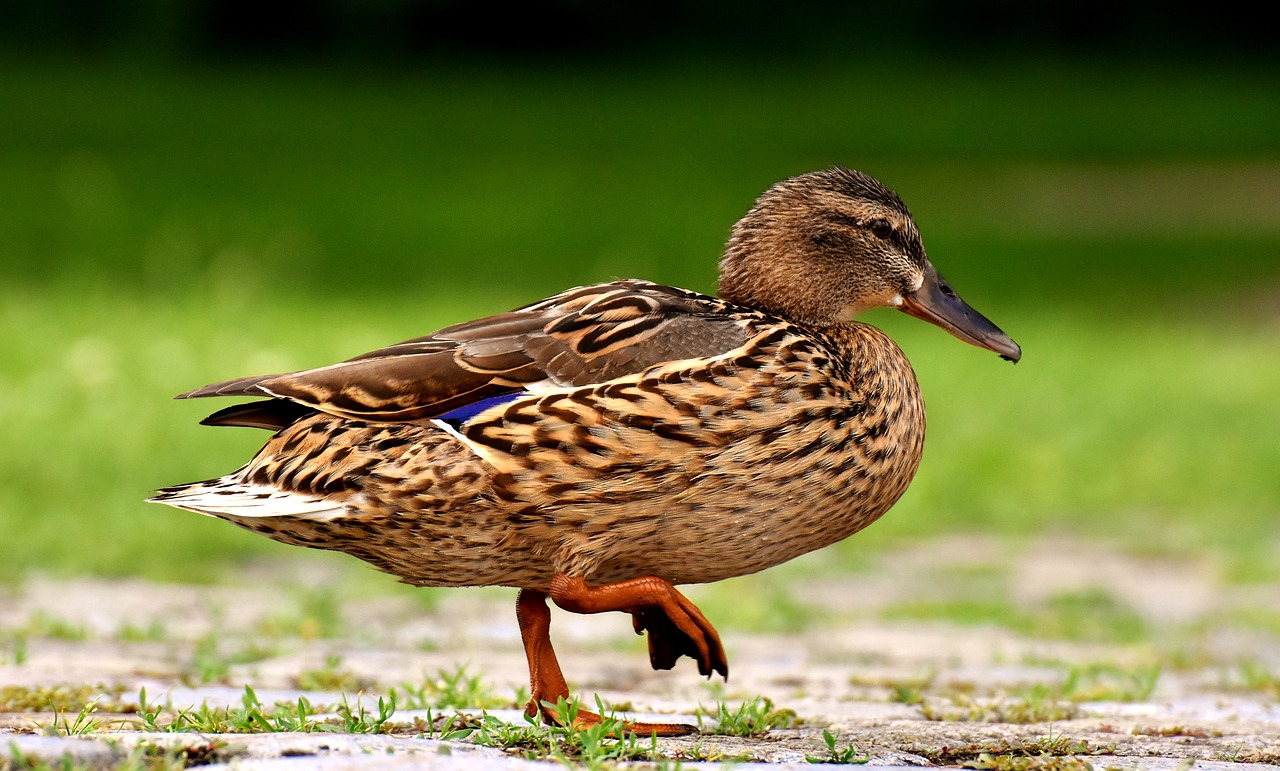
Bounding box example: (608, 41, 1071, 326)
(151, 167, 1019, 735)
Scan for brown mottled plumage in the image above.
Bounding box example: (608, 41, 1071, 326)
(151, 167, 1020, 734)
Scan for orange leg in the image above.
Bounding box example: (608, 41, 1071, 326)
(516, 574, 728, 737)
(516, 588, 570, 718)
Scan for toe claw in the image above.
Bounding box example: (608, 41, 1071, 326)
(633, 600, 728, 680)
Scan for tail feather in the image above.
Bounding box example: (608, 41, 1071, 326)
(148, 477, 347, 521)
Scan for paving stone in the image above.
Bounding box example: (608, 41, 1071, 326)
(4, 543, 1280, 768)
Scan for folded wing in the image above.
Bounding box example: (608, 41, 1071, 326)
(179, 280, 751, 428)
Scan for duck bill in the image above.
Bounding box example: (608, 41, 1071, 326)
(900, 263, 1022, 362)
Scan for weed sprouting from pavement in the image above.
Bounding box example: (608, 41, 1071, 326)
(152, 686, 331, 734)
(183, 631, 281, 686)
(963, 752, 1096, 771)
(851, 669, 937, 704)
(906, 661, 1162, 724)
(24, 613, 89, 643)
(294, 653, 363, 692)
(189, 633, 230, 685)
(3, 634, 28, 666)
(135, 687, 164, 732)
(117, 741, 219, 771)
(806, 728, 870, 764)
(42, 699, 104, 737)
(1058, 662, 1161, 702)
(921, 727, 1116, 768)
(695, 696, 798, 736)
(463, 697, 660, 766)
(115, 620, 169, 643)
(334, 692, 397, 734)
(919, 690, 1080, 724)
(1225, 659, 1280, 699)
(1, 684, 134, 714)
(390, 664, 511, 711)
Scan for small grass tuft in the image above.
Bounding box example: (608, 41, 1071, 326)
(41, 700, 104, 737)
(851, 670, 937, 705)
(695, 696, 798, 736)
(23, 613, 88, 643)
(116, 620, 169, 643)
(294, 653, 364, 692)
(1128, 725, 1221, 738)
(919, 728, 1115, 767)
(251, 587, 347, 641)
(391, 664, 511, 710)
(1058, 663, 1161, 702)
(3, 634, 29, 666)
(184, 632, 279, 685)
(463, 697, 661, 766)
(1, 684, 134, 714)
(158, 685, 330, 733)
(1226, 659, 1280, 699)
(113, 740, 224, 771)
(963, 752, 1096, 771)
(806, 728, 870, 764)
(920, 691, 1080, 724)
(333, 691, 398, 734)
(913, 662, 1159, 724)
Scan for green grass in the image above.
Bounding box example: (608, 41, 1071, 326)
(847, 309, 1280, 581)
(3, 58, 1278, 299)
(136, 685, 394, 735)
(695, 696, 799, 736)
(184, 631, 279, 686)
(1223, 660, 1280, 700)
(921, 692, 1081, 725)
(1, 684, 133, 714)
(882, 587, 1152, 644)
(390, 665, 513, 711)
(293, 655, 360, 692)
(473, 703, 659, 765)
(962, 753, 1096, 771)
(4, 283, 1277, 585)
(807, 729, 871, 764)
(923, 731, 1116, 768)
(25, 686, 735, 765)
(1, 57, 1278, 594)
(913, 662, 1162, 724)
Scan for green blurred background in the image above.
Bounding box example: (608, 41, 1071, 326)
(2, 2, 1277, 590)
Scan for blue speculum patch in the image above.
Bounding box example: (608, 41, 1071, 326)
(435, 392, 524, 428)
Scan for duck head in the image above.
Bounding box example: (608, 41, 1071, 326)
(718, 167, 1021, 362)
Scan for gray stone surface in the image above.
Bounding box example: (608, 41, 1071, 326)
(4, 538, 1280, 768)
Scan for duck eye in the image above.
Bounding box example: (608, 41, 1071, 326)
(867, 218, 894, 239)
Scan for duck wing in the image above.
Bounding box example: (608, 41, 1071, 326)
(179, 280, 751, 426)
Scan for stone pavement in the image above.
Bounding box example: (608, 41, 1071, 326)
(3, 540, 1280, 768)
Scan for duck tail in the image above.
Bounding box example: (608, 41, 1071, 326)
(147, 477, 347, 522)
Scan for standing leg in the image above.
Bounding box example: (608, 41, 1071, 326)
(516, 588, 570, 717)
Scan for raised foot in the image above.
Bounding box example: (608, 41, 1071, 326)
(550, 573, 729, 680)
